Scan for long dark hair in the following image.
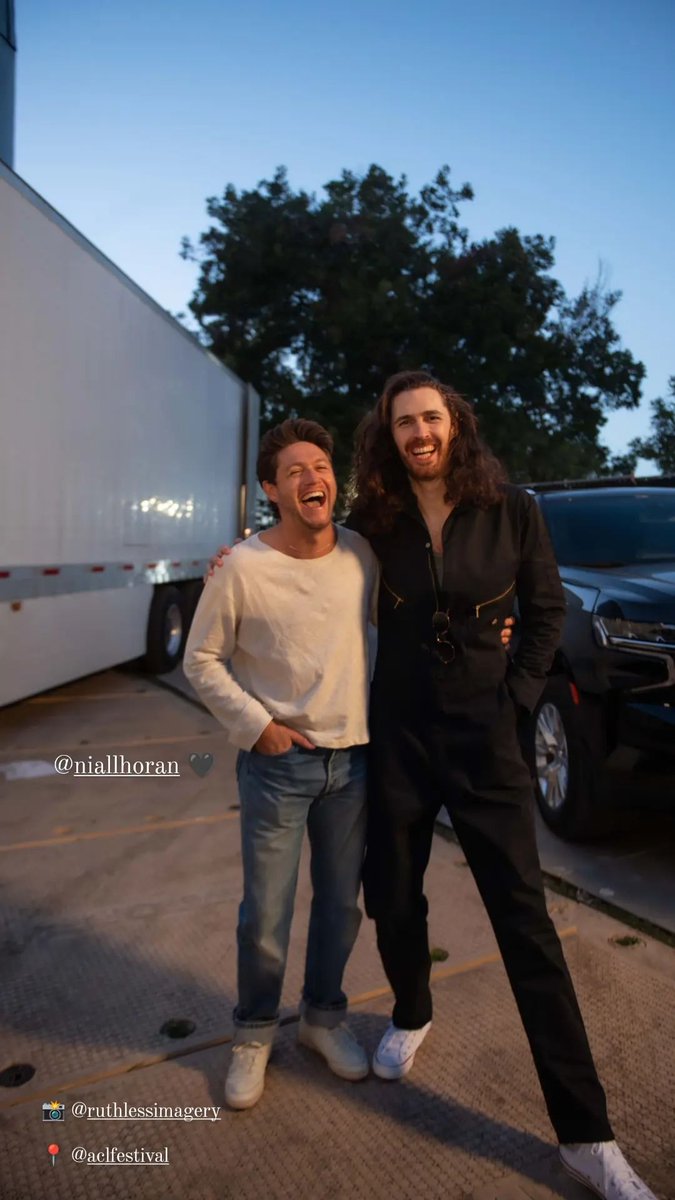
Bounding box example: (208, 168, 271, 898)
(349, 370, 507, 532)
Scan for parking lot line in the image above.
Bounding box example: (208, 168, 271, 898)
(348, 929, 577, 1006)
(0, 812, 239, 853)
(0, 929, 577, 1112)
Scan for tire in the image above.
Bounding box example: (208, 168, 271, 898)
(527, 676, 608, 841)
(182, 580, 204, 631)
(144, 586, 187, 675)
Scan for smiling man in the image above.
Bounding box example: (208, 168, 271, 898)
(349, 370, 657, 1200)
(183, 418, 377, 1109)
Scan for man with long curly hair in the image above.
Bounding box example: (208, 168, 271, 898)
(347, 369, 655, 1200)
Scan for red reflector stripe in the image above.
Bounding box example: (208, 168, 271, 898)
(172, 561, 181, 567)
(121, 564, 134, 571)
(43, 568, 60, 575)
(569, 681, 581, 706)
(0, 571, 10, 578)
(146, 563, 157, 569)
(91, 566, 105, 572)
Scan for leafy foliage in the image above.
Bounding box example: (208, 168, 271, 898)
(629, 377, 675, 474)
(182, 165, 645, 484)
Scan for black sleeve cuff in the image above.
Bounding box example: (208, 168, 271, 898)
(505, 666, 546, 715)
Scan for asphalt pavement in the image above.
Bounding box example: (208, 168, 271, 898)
(0, 668, 673, 1199)
(165, 664, 675, 939)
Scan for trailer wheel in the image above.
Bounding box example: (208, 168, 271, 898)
(182, 580, 204, 630)
(145, 586, 187, 674)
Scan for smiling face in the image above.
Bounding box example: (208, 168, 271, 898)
(390, 386, 457, 480)
(262, 440, 337, 531)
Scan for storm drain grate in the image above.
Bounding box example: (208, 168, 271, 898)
(159, 1018, 196, 1039)
(0, 1063, 36, 1088)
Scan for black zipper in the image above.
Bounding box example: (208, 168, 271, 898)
(425, 539, 445, 615)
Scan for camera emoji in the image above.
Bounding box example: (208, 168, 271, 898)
(42, 1102, 65, 1122)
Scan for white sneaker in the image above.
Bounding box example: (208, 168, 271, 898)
(297, 1017, 369, 1080)
(372, 1020, 432, 1080)
(225, 1040, 272, 1109)
(559, 1140, 658, 1199)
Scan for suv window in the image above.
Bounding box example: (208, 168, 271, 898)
(540, 490, 675, 567)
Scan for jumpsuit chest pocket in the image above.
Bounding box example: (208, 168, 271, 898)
(472, 580, 516, 623)
(381, 575, 406, 610)
(452, 581, 516, 651)
(381, 574, 516, 619)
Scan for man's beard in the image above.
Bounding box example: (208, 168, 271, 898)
(405, 438, 449, 480)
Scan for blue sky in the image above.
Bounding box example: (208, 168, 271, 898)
(13, 0, 675, 460)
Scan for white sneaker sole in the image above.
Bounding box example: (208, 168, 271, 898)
(297, 1030, 369, 1081)
(559, 1151, 604, 1199)
(372, 1022, 431, 1080)
(225, 1078, 266, 1110)
(372, 1051, 417, 1080)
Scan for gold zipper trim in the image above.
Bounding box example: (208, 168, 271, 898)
(474, 580, 515, 618)
(382, 577, 405, 609)
(382, 574, 514, 617)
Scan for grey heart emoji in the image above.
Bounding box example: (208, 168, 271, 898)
(189, 752, 214, 777)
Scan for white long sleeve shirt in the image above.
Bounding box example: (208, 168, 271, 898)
(183, 526, 379, 751)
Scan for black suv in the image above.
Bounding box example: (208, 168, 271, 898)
(523, 477, 675, 840)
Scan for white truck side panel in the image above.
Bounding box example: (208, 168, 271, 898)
(0, 168, 244, 565)
(0, 590, 152, 708)
(0, 164, 257, 706)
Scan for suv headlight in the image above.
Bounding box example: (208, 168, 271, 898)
(593, 615, 675, 651)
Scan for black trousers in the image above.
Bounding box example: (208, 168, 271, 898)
(364, 682, 613, 1145)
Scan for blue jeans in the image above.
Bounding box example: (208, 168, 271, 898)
(234, 743, 367, 1044)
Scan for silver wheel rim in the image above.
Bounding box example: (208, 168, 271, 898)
(535, 702, 569, 813)
(164, 603, 183, 658)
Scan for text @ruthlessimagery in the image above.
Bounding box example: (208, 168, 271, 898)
(70, 1101, 220, 1121)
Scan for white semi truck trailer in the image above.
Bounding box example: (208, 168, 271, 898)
(0, 160, 259, 707)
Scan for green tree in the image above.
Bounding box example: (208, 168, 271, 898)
(181, 165, 644, 485)
(629, 378, 675, 474)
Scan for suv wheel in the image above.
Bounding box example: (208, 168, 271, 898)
(529, 677, 607, 840)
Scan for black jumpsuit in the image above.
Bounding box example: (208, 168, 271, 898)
(349, 485, 613, 1145)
